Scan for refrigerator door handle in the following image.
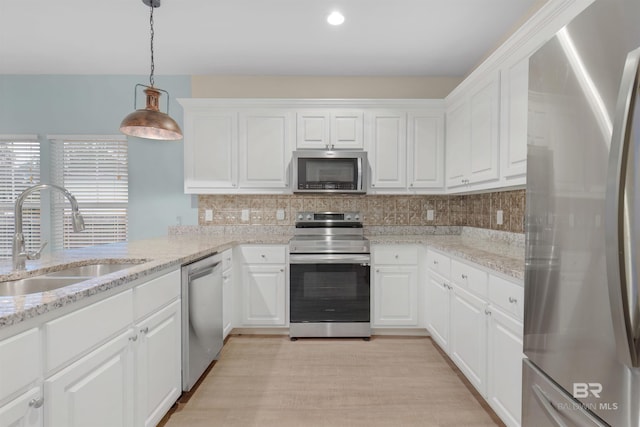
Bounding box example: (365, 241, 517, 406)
(531, 384, 569, 427)
(605, 46, 640, 368)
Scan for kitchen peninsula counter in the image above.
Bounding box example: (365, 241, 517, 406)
(0, 227, 523, 330)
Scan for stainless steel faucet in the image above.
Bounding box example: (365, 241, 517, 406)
(12, 183, 85, 270)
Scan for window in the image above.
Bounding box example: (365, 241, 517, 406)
(0, 135, 41, 258)
(49, 135, 128, 250)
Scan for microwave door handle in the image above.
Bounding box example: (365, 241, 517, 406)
(605, 46, 640, 368)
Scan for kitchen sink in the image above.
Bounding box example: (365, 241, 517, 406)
(44, 263, 141, 278)
(0, 277, 85, 297)
(0, 261, 146, 297)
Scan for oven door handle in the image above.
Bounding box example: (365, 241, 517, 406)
(289, 254, 371, 264)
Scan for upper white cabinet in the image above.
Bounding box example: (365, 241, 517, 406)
(368, 111, 407, 190)
(500, 54, 529, 182)
(239, 110, 293, 190)
(446, 73, 500, 191)
(407, 112, 445, 190)
(296, 110, 364, 149)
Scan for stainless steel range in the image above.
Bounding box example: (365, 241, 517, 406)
(289, 211, 371, 339)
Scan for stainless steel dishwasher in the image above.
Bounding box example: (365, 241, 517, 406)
(181, 253, 223, 391)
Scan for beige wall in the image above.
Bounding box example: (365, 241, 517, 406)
(191, 75, 462, 99)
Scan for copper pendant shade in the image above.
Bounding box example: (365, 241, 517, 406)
(120, 0, 183, 141)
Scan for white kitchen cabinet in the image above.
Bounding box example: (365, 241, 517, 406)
(500, 54, 529, 183)
(239, 245, 287, 327)
(450, 285, 488, 396)
(135, 300, 181, 427)
(182, 108, 238, 193)
(407, 112, 445, 190)
(0, 387, 43, 427)
(487, 304, 524, 427)
(0, 328, 40, 405)
(425, 274, 451, 350)
(44, 329, 135, 427)
(372, 245, 420, 327)
(446, 73, 500, 191)
(222, 249, 234, 339)
(239, 110, 293, 190)
(296, 110, 364, 149)
(368, 111, 407, 190)
(445, 98, 470, 189)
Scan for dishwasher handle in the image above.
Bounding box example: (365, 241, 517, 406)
(188, 262, 221, 281)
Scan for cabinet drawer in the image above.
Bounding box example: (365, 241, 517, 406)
(45, 290, 133, 374)
(451, 259, 488, 297)
(222, 249, 233, 271)
(489, 275, 524, 320)
(427, 250, 451, 278)
(373, 245, 418, 265)
(240, 245, 286, 264)
(134, 269, 180, 320)
(0, 328, 40, 403)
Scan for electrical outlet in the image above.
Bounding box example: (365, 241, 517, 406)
(426, 210, 434, 221)
(241, 209, 250, 222)
(276, 209, 285, 221)
(496, 210, 504, 225)
(205, 209, 213, 222)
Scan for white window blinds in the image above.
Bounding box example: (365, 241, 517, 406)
(0, 135, 41, 258)
(49, 135, 128, 250)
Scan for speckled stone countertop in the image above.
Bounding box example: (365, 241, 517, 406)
(0, 227, 523, 330)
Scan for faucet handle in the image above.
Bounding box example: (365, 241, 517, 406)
(26, 241, 48, 260)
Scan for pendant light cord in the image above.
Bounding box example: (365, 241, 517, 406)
(149, 4, 155, 87)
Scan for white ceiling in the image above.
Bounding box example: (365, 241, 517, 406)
(0, 0, 542, 76)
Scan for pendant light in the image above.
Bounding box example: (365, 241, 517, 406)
(120, 0, 183, 141)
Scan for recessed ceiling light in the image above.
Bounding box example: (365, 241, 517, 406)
(327, 11, 345, 26)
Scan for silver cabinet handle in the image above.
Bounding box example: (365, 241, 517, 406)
(485, 309, 492, 316)
(433, 260, 438, 265)
(410, 183, 414, 187)
(508, 297, 518, 304)
(280, 268, 284, 272)
(29, 397, 44, 409)
(395, 254, 399, 259)
(129, 335, 138, 342)
(223, 275, 228, 280)
(261, 254, 266, 258)
(376, 269, 380, 273)
(461, 274, 468, 279)
(140, 327, 149, 334)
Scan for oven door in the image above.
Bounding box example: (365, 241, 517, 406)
(289, 254, 370, 323)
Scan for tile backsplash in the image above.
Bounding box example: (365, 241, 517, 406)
(198, 189, 526, 233)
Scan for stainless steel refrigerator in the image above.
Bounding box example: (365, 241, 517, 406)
(523, 0, 640, 425)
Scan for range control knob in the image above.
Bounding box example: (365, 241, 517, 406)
(306, 214, 312, 220)
(345, 215, 352, 221)
(297, 214, 303, 220)
(354, 214, 360, 220)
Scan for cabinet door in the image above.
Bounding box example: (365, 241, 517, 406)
(501, 55, 529, 180)
(222, 269, 233, 339)
(445, 99, 470, 188)
(487, 306, 523, 427)
(331, 111, 364, 149)
(369, 111, 407, 190)
(469, 74, 500, 184)
(239, 110, 293, 189)
(183, 110, 238, 192)
(136, 300, 181, 427)
(407, 112, 445, 190)
(241, 264, 286, 326)
(45, 330, 134, 427)
(373, 266, 418, 326)
(296, 111, 330, 149)
(425, 274, 451, 351)
(0, 387, 42, 427)
(450, 286, 488, 396)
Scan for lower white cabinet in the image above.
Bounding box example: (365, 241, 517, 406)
(450, 285, 488, 395)
(0, 387, 43, 427)
(222, 249, 234, 339)
(487, 300, 524, 427)
(425, 272, 451, 350)
(45, 329, 135, 427)
(135, 300, 181, 427)
(238, 245, 287, 327)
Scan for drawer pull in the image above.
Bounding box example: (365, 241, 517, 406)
(395, 254, 399, 259)
(433, 260, 438, 265)
(29, 397, 44, 409)
(508, 297, 518, 304)
(140, 327, 149, 334)
(261, 254, 266, 258)
(485, 309, 492, 316)
(129, 335, 138, 342)
(461, 274, 468, 279)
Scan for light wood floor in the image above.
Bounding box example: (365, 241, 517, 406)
(160, 335, 504, 427)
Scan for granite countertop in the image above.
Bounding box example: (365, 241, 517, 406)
(0, 229, 524, 330)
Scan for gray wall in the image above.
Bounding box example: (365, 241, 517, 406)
(0, 75, 197, 243)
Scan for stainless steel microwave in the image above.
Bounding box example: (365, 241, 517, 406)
(292, 150, 367, 194)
